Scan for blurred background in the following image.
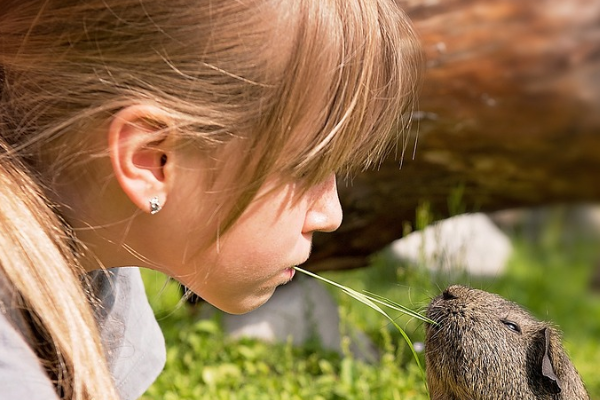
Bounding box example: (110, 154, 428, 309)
(140, 1, 600, 399)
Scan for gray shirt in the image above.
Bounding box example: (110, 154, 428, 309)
(0, 267, 166, 399)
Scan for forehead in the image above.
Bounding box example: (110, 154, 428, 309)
(468, 289, 537, 321)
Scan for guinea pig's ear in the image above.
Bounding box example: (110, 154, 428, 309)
(540, 327, 562, 394)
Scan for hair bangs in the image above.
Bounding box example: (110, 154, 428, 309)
(268, 0, 423, 188)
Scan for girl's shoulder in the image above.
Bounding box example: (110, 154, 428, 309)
(0, 275, 60, 399)
(89, 267, 166, 400)
(0, 267, 166, 400)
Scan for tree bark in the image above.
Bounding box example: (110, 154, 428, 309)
(306, 0, 600, 272)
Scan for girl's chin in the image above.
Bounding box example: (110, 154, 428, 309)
(201, 269, 298, 315)
(218, 289, 278, 315)
(223, 300, 269, 315)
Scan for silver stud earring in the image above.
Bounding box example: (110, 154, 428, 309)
(149, 196, 162, 215)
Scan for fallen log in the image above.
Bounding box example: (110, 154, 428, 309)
(306, 0, 600, 272)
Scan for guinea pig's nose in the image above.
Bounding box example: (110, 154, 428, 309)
(442, 287, 459, 300)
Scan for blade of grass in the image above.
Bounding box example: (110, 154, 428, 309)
(363, 290, 437, 325)
(293, 266, 430, 388)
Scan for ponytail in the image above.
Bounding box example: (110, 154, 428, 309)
(0, 142, 119, 399)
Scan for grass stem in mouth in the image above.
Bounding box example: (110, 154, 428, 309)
(293, 266, 431, 388)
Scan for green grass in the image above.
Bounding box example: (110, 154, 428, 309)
(140, 215, 600, 400)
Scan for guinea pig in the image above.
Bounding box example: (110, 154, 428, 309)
(425, 285, 589, 400)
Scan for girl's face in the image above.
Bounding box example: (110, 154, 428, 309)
(67, 115, 343, 315)
(145, 167, 343, 314)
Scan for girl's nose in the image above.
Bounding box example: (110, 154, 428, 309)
(303, 174, 343, 233)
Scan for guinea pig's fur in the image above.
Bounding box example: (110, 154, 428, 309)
(425, 285, 589, 400)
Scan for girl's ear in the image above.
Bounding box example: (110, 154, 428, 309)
(107, 104, 174, 214)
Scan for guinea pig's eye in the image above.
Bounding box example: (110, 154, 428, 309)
(501, 320, 521, 333)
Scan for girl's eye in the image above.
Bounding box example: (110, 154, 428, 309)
(502, 320, 522, 333)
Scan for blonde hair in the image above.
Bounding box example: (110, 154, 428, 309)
(0, 0, 422, 398)
(0, 143, 118, 399)
(1, 0, 421, 232)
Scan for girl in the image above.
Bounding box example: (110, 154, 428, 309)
(0, 0, 421, 398)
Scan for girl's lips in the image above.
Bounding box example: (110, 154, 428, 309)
(286, 267, 296, 282)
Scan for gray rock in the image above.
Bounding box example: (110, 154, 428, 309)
(200, 275, 379, 363)
(390, 213, 513, 277)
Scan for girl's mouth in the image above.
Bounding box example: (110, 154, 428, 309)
(285, 267, 296, 282)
